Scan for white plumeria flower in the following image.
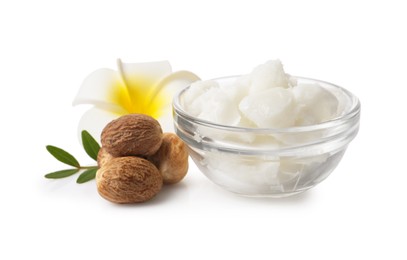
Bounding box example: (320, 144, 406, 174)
(73, 59, 200, 139)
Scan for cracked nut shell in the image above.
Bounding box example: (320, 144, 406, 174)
(96, 157, 163, 203)
(101, 113, 163, 157)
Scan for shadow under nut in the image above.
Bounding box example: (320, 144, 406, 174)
(96, 157, 163, 203)
(101, 114, 163, 157)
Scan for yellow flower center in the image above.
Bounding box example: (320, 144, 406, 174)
(109, 77, 168, 119)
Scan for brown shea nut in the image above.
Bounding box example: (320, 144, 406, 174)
(97, 147, 115, 168)
(101, 113, 163, 157)
(96, 157, 163, 204)
(149, 133, 189, 184)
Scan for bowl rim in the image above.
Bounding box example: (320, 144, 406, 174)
(173, 75, 361, 134)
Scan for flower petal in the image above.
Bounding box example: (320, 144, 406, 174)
(77, 107, 120, 143)
(149, 70, 201, 118)
(117, 59, 172, 114)
(152, 70, 201, 102)
(117, 59, 172, 83)
(157, 114, 175, 133)
(73, 68, 129, 114)
(75, 62, 200, 140)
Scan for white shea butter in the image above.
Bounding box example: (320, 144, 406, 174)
(181, 60, 344, 193)
(239, 87, 296, 128)
(183, 60, 340, 129)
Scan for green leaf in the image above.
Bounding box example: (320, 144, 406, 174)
(76, 168, 98, 184)
(81, 130, 100, 161)
(45, 169, 79, 179)
(46, 145, 80, 167)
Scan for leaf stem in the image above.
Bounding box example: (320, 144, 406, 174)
(79, 166, 98, 170)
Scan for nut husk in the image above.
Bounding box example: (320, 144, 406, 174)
(96, 157, 163, 203)
(101, 113, 163, 157)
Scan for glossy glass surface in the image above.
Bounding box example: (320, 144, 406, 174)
(173, 76, 360, 197)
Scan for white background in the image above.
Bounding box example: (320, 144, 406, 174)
(1, 0, 406, 259)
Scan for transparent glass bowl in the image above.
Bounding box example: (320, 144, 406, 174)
(173, 76, 360, 197)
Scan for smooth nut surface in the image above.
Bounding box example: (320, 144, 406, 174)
(97, 147, 114, 168)
(101, 114, 163, 157)
(149, 133, 189, 184)
(96, 157, 163, 203)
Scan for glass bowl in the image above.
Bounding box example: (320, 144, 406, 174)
(173, 76, 360, 197)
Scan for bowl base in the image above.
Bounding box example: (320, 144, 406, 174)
(217, 184, 312, 198)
